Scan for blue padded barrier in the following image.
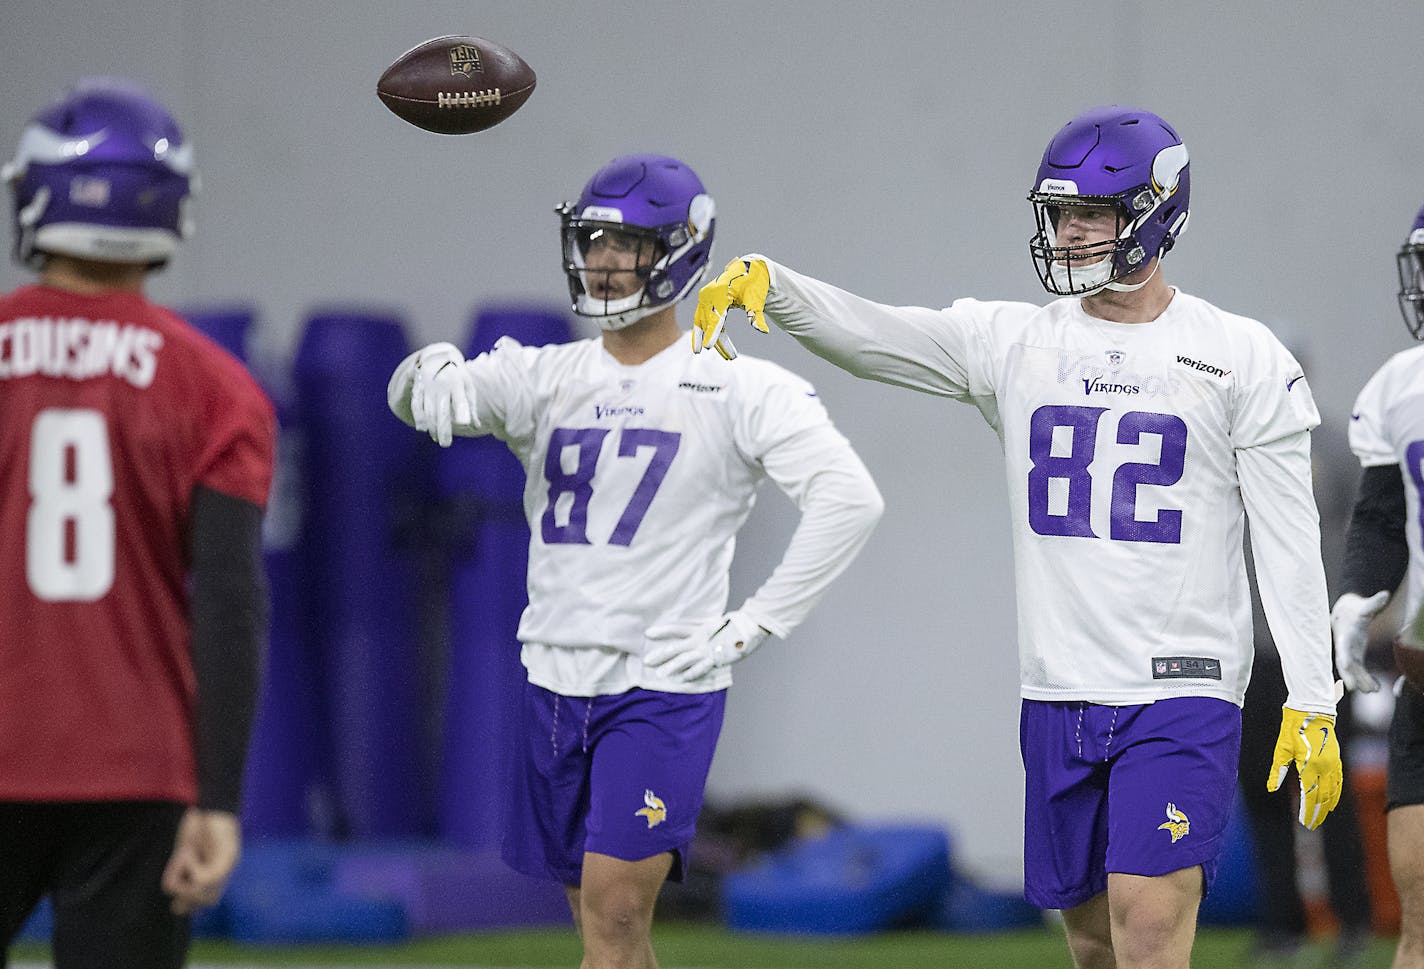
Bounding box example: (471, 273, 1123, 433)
(937, 880, 1042, 932)
(179, 305, 256, 361)
(724, 824, 954, 935)
(292, 311, 428, 838)
(1197, 791, 1260, 925)
(330, 843, 570, 933)
(221, 841, 407, 943)
(434, 304, 575, 848)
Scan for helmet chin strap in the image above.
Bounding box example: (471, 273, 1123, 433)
(1102, 255, 1162, 293)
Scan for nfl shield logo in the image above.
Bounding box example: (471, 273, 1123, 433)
(448, 44, 482, 77)
(1106, 349, 1125, 369)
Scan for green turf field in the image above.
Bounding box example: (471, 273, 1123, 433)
(11, 925, 1402, 968)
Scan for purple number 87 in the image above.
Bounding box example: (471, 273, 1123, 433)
(541, 427, 681, 546)
(1027, 404, 1187, 544)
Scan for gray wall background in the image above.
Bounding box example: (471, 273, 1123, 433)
(5, 1, 1421, 884)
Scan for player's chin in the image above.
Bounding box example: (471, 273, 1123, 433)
(1394, 639, 1424, 693)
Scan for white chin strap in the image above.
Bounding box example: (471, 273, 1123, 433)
(1102, 255, 1161, 293)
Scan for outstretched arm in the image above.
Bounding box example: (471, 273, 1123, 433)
(693, 256, 991, 400)
(387, 342, 481, 446)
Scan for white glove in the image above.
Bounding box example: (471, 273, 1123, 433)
(1331, 590, 1390, 694)
(410, 342, 478, 447)
(644, 612, 771, 683)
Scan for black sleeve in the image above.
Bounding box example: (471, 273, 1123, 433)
(189, 485, 267, 813)
(1340, 463, 1410, 597)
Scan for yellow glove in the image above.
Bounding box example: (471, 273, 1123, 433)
(1266, 706, 1342, 830)
(692, 257, 771, 360)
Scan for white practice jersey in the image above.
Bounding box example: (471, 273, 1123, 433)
(757, 257, 1337, 713)
(390, 334, 881, 697)
(1348, 344, 1424, 627)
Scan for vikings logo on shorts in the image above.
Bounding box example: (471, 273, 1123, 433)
(635, 789, 667, 828)
(1157, 802, 1190, 843)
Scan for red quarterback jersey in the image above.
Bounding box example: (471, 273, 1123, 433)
(0, 284, 276, 803)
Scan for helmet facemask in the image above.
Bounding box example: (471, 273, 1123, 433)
(559, 208, 672, 330)
(1029, 193, 1144, 296)
(1399, 229, 1424, 340)
(1029, 176, 1185, 297)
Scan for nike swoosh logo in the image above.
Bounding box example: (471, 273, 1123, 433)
(1351, 413, 1362, 421)
(1286, 375, 1305, 392)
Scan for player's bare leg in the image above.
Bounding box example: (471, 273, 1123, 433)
(573, 850, 673, 969)
(1061, 891, 1115, 969)
(1106, 867, 1202, 969)
(1389, 805, 1424, 969)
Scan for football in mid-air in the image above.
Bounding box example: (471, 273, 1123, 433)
(377, 35, 536, 134)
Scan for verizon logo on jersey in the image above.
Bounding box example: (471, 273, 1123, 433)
(0, 316, 162, 388)
(1175, 354, 1230, 379)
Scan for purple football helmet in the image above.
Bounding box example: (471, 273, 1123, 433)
(4, 77, 196, 269)
(1398, 203, 1424, 339)
(1028, 106, 1190, 296)
(557, 153, 715, 330)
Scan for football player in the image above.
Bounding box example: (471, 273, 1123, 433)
(0, 79, 275, 967)
(1332, 201, 1424, 969)
(691, 106, 1341, 969)
(388, 153, 882, 969)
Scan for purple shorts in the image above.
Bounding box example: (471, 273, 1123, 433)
(501, 682, 727, 887)
(1020, 696, 1241, 911)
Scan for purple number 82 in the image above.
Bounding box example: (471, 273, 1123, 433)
(1027, 404, 1187, 544)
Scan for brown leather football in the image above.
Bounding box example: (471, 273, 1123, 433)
(377, 35, 536, 134)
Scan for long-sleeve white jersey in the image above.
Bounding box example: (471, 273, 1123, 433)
(754, 257, 1336, 714)
(390, 334, 882, 697)
(1347, 343, 1424, 627)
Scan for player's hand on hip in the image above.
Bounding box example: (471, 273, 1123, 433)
(692, 257, 771, 361)
(644, 612, 771, 682)
(1331, 590, 1389, 693)
(1266, 707, 1343, 830)
(410, 342, 479, 447)
(161, 808, 241, 915)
